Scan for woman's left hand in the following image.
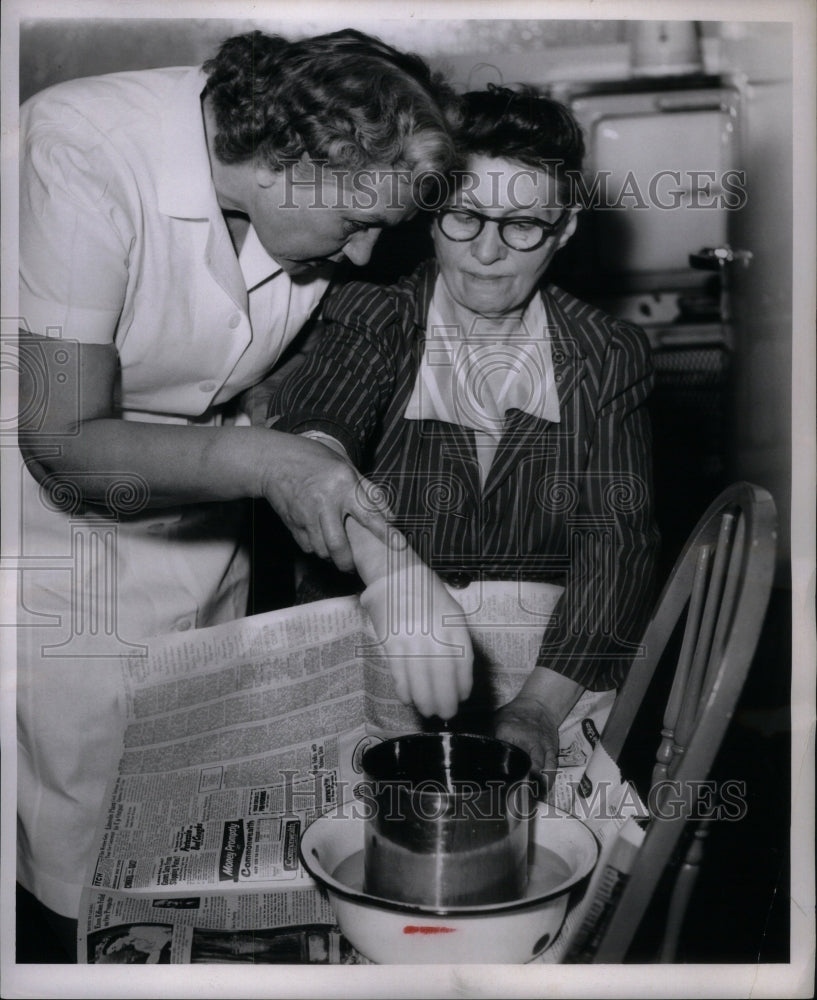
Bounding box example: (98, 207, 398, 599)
(494, 693, 561, 776)
(493, 667, 586, 792)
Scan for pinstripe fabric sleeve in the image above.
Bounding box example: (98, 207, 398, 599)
(270, 281, 411, 467)
(535, 317, 661, 690)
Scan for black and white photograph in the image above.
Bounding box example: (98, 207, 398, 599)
(86, 923, 174, 965)
(1, 1, 814, 998)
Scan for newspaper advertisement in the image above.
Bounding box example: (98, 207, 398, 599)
(83, 579, 615, 964)
(543, 742, 648, 964)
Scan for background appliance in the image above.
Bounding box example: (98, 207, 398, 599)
(548, 79, 747, 568)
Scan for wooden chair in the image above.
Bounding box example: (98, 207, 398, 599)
(590, 481, 778, 962)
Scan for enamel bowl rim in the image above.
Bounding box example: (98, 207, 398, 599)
(299, 800, 599, 918)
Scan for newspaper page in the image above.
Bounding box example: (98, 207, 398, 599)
(541, 741, 648, 964)
(79, 580, 587, 964)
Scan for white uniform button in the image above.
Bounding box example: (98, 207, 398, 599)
(175, 619, 193, 632)
(228, 313, 242, 329)
(199, 380, 217, 393)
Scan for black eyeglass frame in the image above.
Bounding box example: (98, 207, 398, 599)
(434, 205, 572, 252)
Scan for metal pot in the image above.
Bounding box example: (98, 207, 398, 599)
(361, 732, 533, 907)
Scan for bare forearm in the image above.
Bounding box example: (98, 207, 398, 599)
(23, 418, 396, 570)
(18, 333, 395, 569)
(24, 419, 279, 508)
(345, 517, 407, 584)
(515, 667, 585, 727)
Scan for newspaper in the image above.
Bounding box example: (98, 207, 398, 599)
(542, 742, 648, 964)
(78, 580, 628, 966)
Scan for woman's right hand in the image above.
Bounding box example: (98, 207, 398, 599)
(258, 431, 399, 573)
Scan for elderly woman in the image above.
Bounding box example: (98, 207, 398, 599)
(271, 86, 660, 772)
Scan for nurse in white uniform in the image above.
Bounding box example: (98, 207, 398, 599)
(16, 27, 458, 930)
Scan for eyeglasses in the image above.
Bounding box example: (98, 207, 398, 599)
(435, 206, 571, 252)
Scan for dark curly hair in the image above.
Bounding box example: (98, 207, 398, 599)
(455, 85, 585, 201)
(203, 29, 458, 182)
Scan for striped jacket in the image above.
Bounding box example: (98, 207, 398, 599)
(274, 261, 661, 690)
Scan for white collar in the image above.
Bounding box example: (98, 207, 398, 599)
(404, 276, 561, 439)
(157, 67, 281, 289)
(238, 223, 283, 291)
(157, 67, 216, 220)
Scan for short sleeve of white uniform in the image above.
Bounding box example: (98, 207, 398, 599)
(20, 101, 134, 343)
